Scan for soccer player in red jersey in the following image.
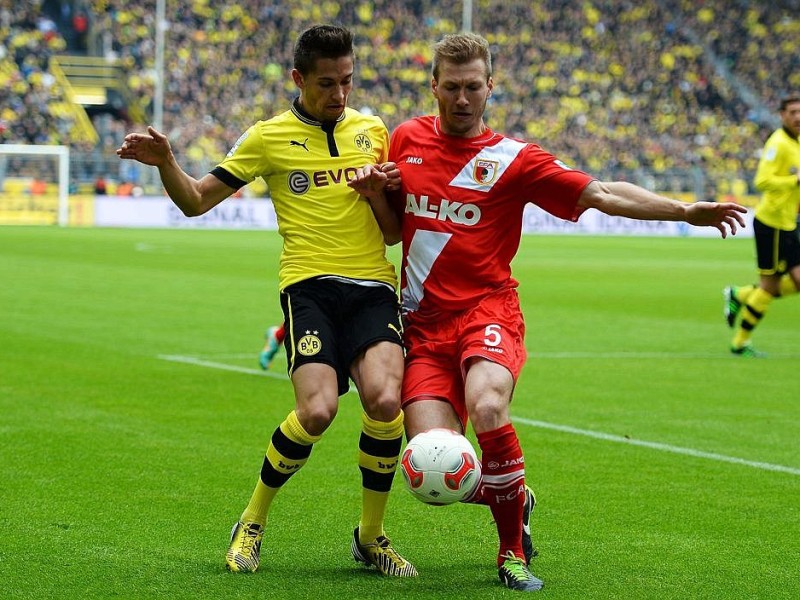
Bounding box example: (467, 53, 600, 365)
(382, 32, 747, 592)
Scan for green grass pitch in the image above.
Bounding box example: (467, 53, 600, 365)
(1, 225, 798, 599)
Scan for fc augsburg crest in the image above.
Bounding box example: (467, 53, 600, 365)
(473, 159, 498, 184)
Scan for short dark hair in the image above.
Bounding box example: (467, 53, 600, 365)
(431, 32, 492, 81)
(779, 94, 800, 111)
(293, 24, 354, 75)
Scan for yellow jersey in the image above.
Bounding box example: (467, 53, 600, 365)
(753, 127, 800, 230)
(213, 100, 397, 290)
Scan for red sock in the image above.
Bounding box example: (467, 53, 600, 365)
(275, 322, 286, 343)
(475, 424, 526, 566)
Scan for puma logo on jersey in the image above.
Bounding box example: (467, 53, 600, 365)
(290, 138, 309, 151)
(406, 156, 423, 164)
(405, 193, 481, 225)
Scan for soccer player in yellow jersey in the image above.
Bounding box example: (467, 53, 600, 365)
(117, 24, 416, 577)
(724, 93, 800, 356)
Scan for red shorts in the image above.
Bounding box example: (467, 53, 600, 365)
(401, 288, 527, 427)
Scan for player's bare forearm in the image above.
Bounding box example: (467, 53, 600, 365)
(367, 192, 401, 245)
(579, 181, 746, 237)
(349, 164, 401, 244)
(160, 170, 234, 217)
(157, 157, 206, 216)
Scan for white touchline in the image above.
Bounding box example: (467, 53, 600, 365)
(157, 354, 287, 380)
(532, 351, 800, 359)
(158, 353, 800, 477)
(513, 416, 800, 476)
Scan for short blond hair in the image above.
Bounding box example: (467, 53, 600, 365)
(431, 32, 492, 81)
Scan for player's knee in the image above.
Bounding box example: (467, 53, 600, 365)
(297, 403, 338, 436)
(469, 395, 510, 432)
(363, 390, 402, 422)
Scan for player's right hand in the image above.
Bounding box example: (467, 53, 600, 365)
(116, 125, 172, 167)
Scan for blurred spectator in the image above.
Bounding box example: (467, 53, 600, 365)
(93, 175, 107, 194)
(115, 180, 134, 195)
(72, 10, 88, 52)
(30, 177, 47, 195)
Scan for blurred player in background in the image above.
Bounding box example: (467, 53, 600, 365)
(117, 24, 416, 578)
(724, 93, 800, 357)
(259, 322, 285, 370)
(381, 32, 747, 592)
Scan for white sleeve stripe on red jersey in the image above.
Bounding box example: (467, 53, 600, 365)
(449, 137, 527, 192)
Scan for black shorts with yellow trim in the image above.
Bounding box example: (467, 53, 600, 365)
(279, 277, 403, 396)
(753, 216, 800, 275)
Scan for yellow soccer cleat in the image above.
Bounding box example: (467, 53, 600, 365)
(225, 521, 264, 573)
(351, 527, 418, 577)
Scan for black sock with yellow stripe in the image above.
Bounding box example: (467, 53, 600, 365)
(733, 287, 774, 349)
(358, 411, 404, 543)
(241, 410, 321, 525)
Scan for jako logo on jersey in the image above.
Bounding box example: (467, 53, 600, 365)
(226, 131, 250, 157)
(406, 156, 423, 164)
(487, 457, 524, 470)
(473, 159, 498, 184)
(405, 194, 481, 225)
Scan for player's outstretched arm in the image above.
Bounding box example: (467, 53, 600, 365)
(578, 180, 747, 238)
(116, 125, 234, 216)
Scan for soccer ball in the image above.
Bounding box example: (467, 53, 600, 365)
(400, 428, 481, 506)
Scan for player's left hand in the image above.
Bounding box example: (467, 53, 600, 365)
(348, 163, 389, 199)
(686, 201, 748, 238)
(380, 162, 401, 192)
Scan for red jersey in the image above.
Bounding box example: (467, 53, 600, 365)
(389, 115, 594, 318)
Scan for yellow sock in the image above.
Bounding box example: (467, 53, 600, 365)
(779, 275, 798, 297)
(732, 287, 773, 349)
(241, 410, 321, 525)
(241, 480, 278, 526)
(358, 411, 404, 543)
(735, 284, 755, 303)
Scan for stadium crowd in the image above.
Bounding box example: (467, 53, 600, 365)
(2, 0, 800, 197)
(0, 1, 68, 145)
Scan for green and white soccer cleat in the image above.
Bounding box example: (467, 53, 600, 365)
(521, 485, 539, 564)
(225, 521, 264, 573)
(731, 344, 766, 358)
(351, 527, 418, 577)
(498, 551, 544, 592)
(723, 285, 742, 328)
(259, 326, 281, 370)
